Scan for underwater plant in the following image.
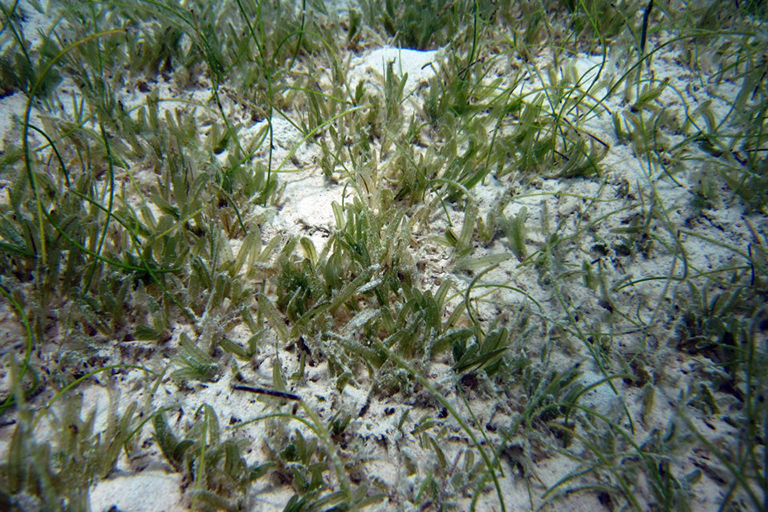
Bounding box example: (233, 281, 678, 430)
(0, 0, 765, 511)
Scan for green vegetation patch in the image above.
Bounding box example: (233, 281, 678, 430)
(0, 0, 766, 511)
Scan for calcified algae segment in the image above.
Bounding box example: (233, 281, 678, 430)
(0, 1, 766, 511)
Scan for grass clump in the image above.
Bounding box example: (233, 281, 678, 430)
(0, 0, 767, 511)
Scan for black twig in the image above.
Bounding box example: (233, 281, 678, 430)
(232, 384, 302, 401)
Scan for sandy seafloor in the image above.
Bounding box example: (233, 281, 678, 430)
(0, 1, 766, 511)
